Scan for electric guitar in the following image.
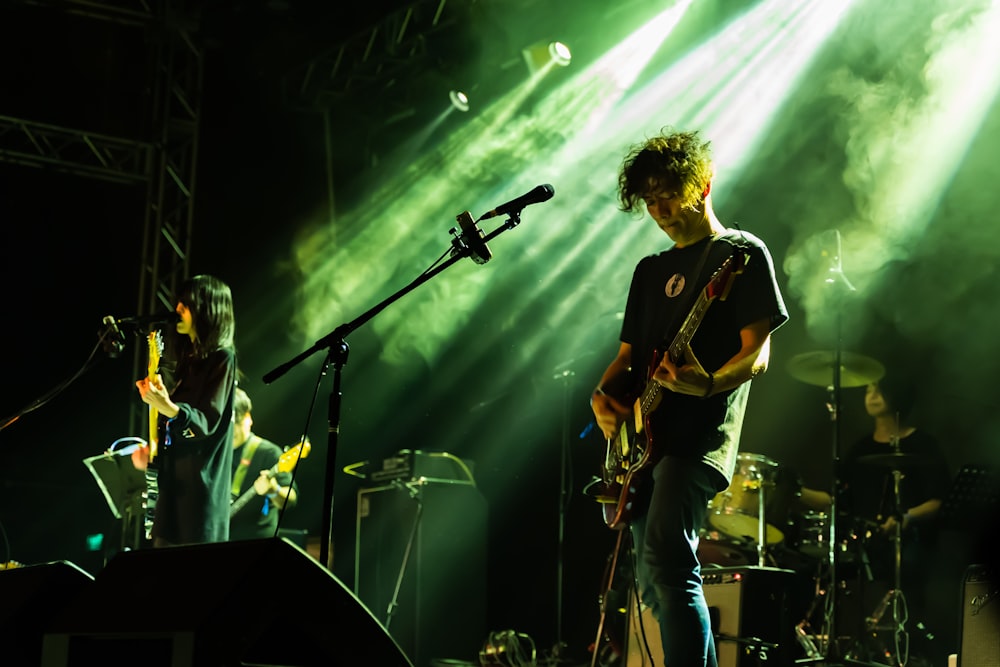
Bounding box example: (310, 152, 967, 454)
(142, 330, 163, 540)
(230, 439, 311, 517)
(599, 250, 747, 530)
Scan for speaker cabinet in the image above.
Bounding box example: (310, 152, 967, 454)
(41, 537, 412, 667)
(959, 565, 999, 667)
(355, 480, 487, 667)
(705, 566, 796, 667)
(0, 561, 95, 667)
(625, 566, 796, 667)
(625, 600, 661, 666)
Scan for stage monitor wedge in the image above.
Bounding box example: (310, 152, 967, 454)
(0, 560, 95, 667)
(41, 537, 413, 667)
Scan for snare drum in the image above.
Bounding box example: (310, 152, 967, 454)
(708, 453, 797, 545)
(697, 528, 751, 568)
(793, 511, 829, 559)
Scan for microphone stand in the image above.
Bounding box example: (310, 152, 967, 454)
(262, 210, 527, 571)
(551, 364, 578, 659)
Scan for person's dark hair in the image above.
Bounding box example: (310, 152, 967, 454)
(876, 373, 917, 420)
(618, 128, 714, 214)
(176, 274, 235, 358)
(233, 386, 252, 420)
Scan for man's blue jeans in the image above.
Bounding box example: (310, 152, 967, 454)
(629, 456, 719, 667)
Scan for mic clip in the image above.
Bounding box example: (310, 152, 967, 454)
(450, 210, 493, 264)
(99, 316, 125, 358)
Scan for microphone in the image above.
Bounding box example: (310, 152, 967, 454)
(116, 312, 181, 327)
(101, 315, 125, 358)
(478, 184, 554, 221)
(456, 210, 492, 265)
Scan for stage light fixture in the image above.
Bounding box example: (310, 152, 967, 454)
(548, 41, 572, 67)
(449, 90, 470, 112)
(521, 40, 573, 74)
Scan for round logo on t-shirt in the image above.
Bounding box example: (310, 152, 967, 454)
(665, 273, 685, 297)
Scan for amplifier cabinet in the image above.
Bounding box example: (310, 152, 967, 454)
(355, 479, 487, 667)
(705, 566, 796, 667)
(959, 565, 1000, 667)
(626, 566, 796, 667)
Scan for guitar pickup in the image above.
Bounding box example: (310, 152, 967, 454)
(633, 397, 643, 435)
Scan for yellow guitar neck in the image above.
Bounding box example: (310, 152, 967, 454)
(147, 331, 162, 461)
(149, 406, 159, 460)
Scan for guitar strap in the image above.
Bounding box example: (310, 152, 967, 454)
(658, 234, 718, 350)
(232, 434, 261, 496)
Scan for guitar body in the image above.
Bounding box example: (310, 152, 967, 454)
(143, 330, 163, 541)
(230, 439, 311, 517)
(597, 250, 747, 530)
(600, 436, 650, 530)
(600, 379, 660, 530)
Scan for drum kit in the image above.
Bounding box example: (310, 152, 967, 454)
(693, 349, 935, 665)
(698, 350, 889, 569)
(701, 451, 796, 566)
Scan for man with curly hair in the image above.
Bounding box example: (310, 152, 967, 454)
(590, 128, 788, 665)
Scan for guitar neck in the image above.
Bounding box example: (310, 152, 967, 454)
(146, 330, 162, 463)
(230, 440, 309, 518)
(148, 405, 159, 461)
(230, 468, 277, 517)
(666, 290, 712, 364)
(634, 289, 713, 421)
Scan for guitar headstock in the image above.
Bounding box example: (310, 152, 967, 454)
(704, 251, 748, 302)
(276, 439, 311, 474)
(147, 330, 163, 376)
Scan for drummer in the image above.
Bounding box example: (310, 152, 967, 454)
(797, 374, 948, 535)
(796, 370, 951, 662)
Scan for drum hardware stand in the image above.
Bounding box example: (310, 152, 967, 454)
(790, 230, 885, 659)
(856, 462, 910, 667)
(754, 476, 778, 567)
(814, 232, 863, 662)
(793, 567, 828, 662)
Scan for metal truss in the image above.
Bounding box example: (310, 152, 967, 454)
(19, 0, 157, 27)
(282, 0, 458, 112)
(0, 115, 152, 184)
(0, 0, 203, 448)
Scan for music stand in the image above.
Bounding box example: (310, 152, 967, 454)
(82, 451, 147, 550)
(939, 464, 999, 528)
(939, 464, 1000, 574)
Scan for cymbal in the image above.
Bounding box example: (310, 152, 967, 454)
(857, 452, 933, 468)
(787, 350, 885, 388)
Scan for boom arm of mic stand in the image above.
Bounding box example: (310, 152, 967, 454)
(260, 218, 521, 571)
(262, 214, 518, 385)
